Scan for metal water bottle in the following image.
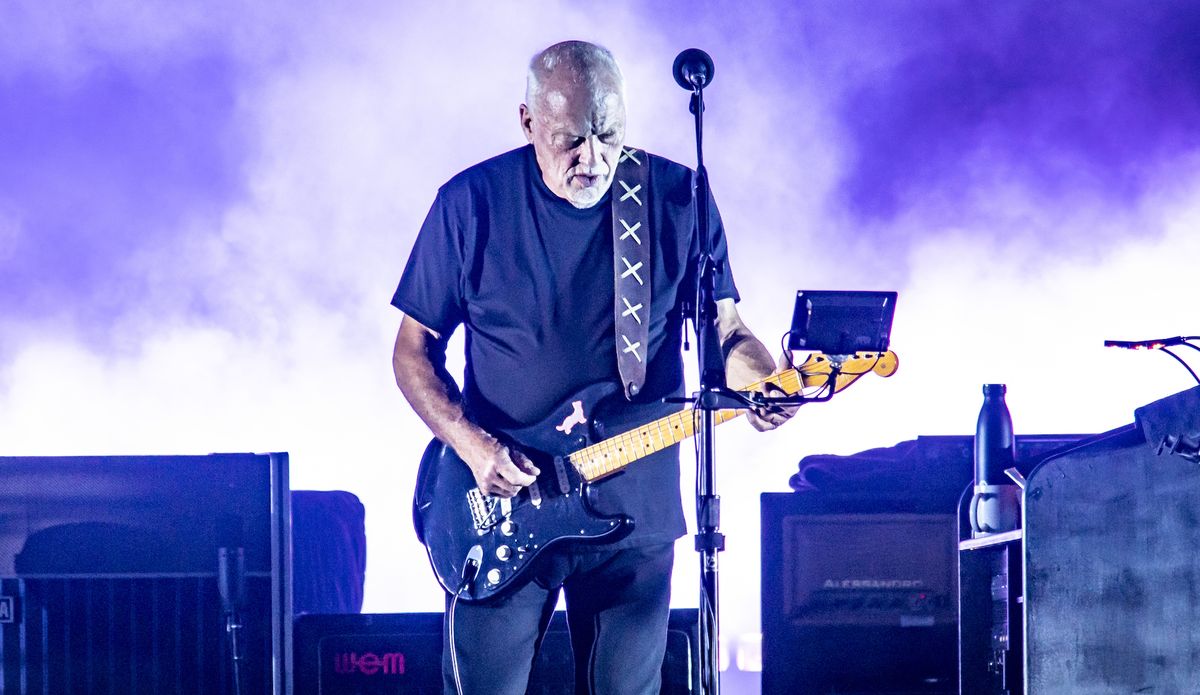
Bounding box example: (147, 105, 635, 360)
(974, 384, 1014, 486)
(970, 384, 1020, 535)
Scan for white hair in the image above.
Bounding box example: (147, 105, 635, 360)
(525, 40, 625, 112)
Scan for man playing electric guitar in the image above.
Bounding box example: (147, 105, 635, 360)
(391, 40, 796, 695)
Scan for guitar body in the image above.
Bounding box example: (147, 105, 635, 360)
(413, 382, 635, 602)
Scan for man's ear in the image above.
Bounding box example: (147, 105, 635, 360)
(519, 104, 535, 143)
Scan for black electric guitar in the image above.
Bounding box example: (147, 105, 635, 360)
(413, 350, 899, 602)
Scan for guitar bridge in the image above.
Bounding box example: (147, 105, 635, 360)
(466, 488, 500, 531)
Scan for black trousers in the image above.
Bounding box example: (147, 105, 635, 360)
(442, 542, 675, 695)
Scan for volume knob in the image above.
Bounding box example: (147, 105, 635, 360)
(500, 520, 517, 537)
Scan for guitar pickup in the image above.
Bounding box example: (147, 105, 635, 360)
(553, 457, 571, 495)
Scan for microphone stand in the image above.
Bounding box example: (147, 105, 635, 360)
(686, 76, 738, 695)
(673, 47, 827, 694)
(670, 52, 903, 695)
(218, 546, 247, 695)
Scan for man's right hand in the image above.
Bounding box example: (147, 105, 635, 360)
(464, 437, 541, 499)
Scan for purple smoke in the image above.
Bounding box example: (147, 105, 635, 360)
(826, 1, 1200, 232)
(0, 48, 246, 349)
(1, 4, 1199, 656)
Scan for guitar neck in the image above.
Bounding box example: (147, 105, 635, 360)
(567, 351, 896, 482)
(569, 370, 802, 482)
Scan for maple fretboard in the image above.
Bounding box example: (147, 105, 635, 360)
(570, 351, 897, 481)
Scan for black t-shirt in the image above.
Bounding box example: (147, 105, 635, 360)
(393, 144, 738, 546)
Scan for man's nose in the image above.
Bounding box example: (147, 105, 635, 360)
(578, 136, 600, 168)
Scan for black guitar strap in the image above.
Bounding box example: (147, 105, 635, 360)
(612, 146, 651, 400)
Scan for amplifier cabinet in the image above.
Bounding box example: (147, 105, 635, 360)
(294, 609, 699, 694)
(762, 493, 958, 694)
(0, 453, 292, 695)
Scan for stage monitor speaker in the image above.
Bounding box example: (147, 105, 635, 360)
(293, 609, 699, 694)
(0, 453, 292, 695)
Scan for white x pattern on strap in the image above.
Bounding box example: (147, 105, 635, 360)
(619, 219, 642, 244)
(621, 334, 643, 362)
(620, 257, 644, 285)
(621, 297, 643, 324)
(619, 181, 643, 206)
(612, 144, 649, 399)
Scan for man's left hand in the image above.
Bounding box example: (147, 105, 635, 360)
(745, 352, 801, 432)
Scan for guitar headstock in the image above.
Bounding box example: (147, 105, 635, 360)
(817, 351, 899, 378)
(767, 350, 899, 396)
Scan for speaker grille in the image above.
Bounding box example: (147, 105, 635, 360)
(782, 514, 957, 627)
(1, 575, 274, 694)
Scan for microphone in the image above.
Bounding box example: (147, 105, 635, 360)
(1104, 336, 1189, 350)
(218, 546, 246, 615)
(673, 48, 715, 90)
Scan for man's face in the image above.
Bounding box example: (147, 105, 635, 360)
(521, 74, 626, 209)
